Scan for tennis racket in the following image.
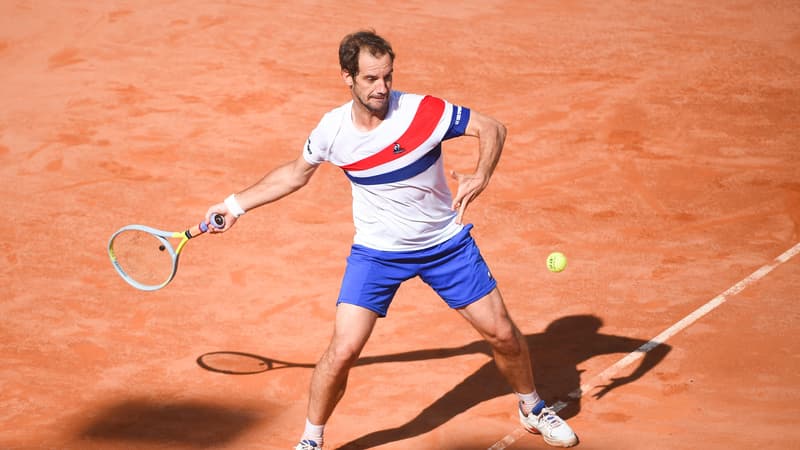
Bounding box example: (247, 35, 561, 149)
(108, 213, 225, 291)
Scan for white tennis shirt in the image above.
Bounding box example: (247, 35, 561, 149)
(302, 91, 471, 251)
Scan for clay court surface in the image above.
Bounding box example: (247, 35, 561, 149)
(2, 1, 799, 449)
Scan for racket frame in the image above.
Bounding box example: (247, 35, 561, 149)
(108, 216, 221, 291)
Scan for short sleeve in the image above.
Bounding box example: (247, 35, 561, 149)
(442, 104, 471, 141)
(302, 121, 330, 165)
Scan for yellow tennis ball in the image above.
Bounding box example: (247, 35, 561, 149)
(546, 252, 567, 272)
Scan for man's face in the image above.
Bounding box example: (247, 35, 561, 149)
(344, 50, 393, 116)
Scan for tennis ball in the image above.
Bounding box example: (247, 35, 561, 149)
(546, 252, 567, 272)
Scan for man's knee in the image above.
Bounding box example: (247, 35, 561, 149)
(488, 323, 525, 357)
(321, 341, 362, 373)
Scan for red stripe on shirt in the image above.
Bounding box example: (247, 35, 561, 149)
(341, 95, 445, 171)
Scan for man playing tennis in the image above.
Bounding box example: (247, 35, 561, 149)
(206, 30, 578, 449)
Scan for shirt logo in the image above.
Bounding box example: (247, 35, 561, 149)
(306, 138, 312, 154)
(392, 143, 404, 154)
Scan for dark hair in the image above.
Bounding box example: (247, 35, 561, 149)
(339, 30, 395, 77)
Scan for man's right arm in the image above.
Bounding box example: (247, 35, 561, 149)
(206, 155, 319, 230)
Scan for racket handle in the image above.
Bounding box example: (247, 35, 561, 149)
(199, 213, 226, 233)
(211, 213, 226, 229)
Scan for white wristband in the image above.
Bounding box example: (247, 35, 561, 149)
(224, 194, 246, 217)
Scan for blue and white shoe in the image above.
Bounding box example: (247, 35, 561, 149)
(294, 439, 321, 450)
(519, 400, 578, 447)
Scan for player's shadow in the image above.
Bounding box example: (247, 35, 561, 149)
(191, 314, 670, 449)
(335, 314, 671, 449)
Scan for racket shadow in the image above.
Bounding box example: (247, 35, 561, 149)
(197, 350, 315, 375)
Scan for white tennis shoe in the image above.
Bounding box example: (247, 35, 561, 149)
(294, 439, 321, 450)
(519, 400, 578, 447)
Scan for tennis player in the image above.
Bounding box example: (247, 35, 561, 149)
(206, 30, 578, 449)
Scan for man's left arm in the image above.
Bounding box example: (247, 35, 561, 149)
(450, 110, 507, 224)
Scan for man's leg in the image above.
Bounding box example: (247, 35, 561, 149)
(299, 303, 379, 448)
(458, 287, 578, 448)
(456, 287, 533, 393)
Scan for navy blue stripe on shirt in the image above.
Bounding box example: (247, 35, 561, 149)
(443, 106, 470, 141)
(344, 145, 442, 185)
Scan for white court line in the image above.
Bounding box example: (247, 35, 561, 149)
(488, 242, 800, 450)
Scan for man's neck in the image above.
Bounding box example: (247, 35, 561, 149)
(351, 102, 387, 132)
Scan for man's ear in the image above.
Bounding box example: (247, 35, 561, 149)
(342, 69, 354, 88)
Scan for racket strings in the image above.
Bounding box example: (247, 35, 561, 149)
(111, 229, 175, 287)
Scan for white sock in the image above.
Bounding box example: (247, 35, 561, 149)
(516, 391, 542, 415)
(301, 418, 325, 447)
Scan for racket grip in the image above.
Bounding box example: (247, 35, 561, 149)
(210, 213, 226, 229)
(199, 213, 226, 233)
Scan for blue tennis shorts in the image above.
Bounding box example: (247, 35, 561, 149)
(337, 224, 497, 317)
